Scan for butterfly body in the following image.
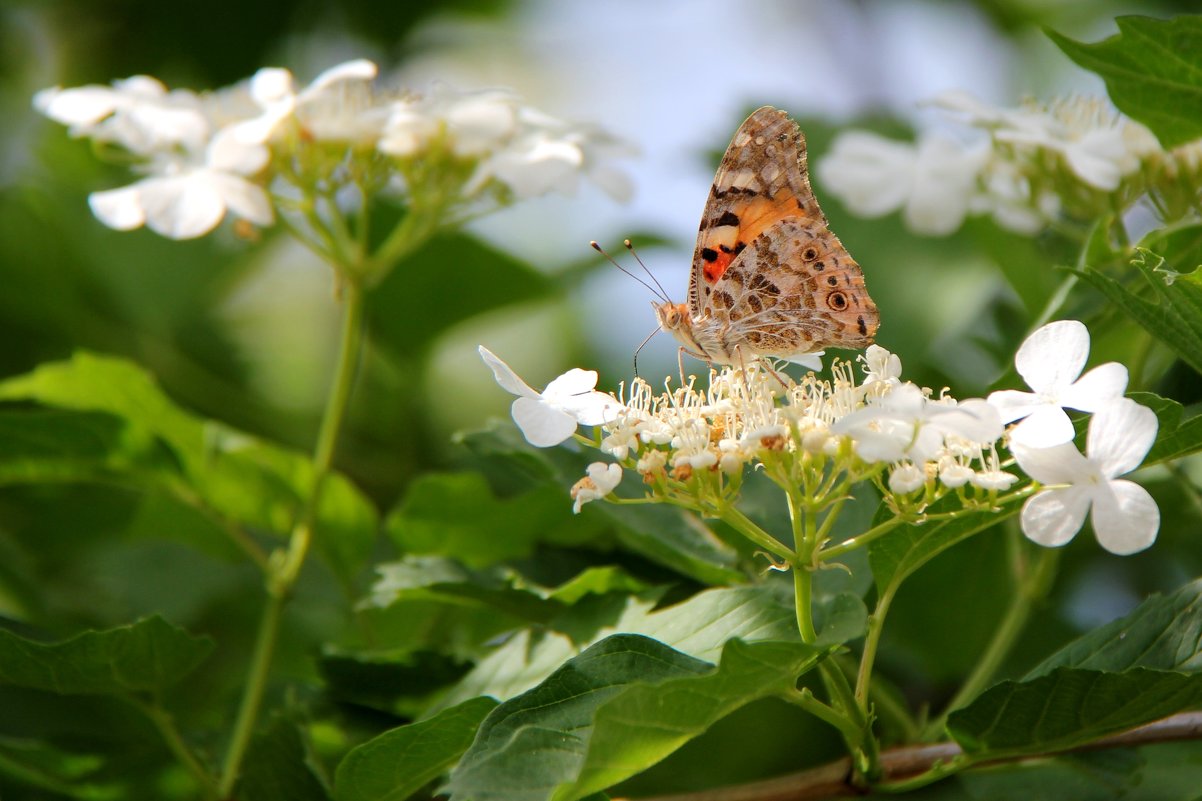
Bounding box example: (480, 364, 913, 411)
(656, 106, 878, 364)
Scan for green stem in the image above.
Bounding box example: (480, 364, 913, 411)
(781, 687, 862, 744)
(817, 517, 903, 561)
(923, 537, 1059, 740)
(716, 505, 796, 562)
(793, 564, 817, 644)
(856, 584, 896, 708)
(216, 280, 366, 797)
(140, 700, 220, 798)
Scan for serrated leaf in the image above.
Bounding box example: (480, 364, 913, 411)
(1126, 390, 1202, 464)
(552, 639, 823, 801)
(447, 634, 819, 801)
(0, 352, 377, 586)
(0, 616, 212, 695)
(948, 667, 1202, 756)
(334, 697, 497, 801)
(444, 635, 710, 801)
(431, 584, 798, 712)
(1076, 235, 1202, 377)
(1048, 16, 1202, 149)
(237, 715, 330, 801)
(868, 495, 1015, 594)
(1031, 576, 1202, 676)
(366, 555, 564, 624)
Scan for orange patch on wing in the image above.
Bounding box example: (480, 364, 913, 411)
(703, 250, 736, 283)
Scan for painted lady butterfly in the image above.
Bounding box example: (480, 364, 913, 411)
(655, 106, 878, 364)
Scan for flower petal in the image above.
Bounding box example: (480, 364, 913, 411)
(477, 346, 538, 399)
(1008, 404, 1075, 448)
(986, 388, 1042, 424)
(1091, 479, 1159, 555)
(1087, 398, 1157, 478)
(1020, 486, 1091, 547)
(1014, 320, 1089, 395)
(557, 392, 623, 427)
(511, 397, 577, 447)
(138, 173, 225, 239)
(88, 185, 147, 231)
(1011, 440, 1091, 485)
(542, 368, 599, 399)
(1061, 362, 1128, 412)
(209, 172, 274, 226)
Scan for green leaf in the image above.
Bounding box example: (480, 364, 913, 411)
(334, 697, 497, 801)
(552, 639, 823, 801)
(1048, 16, 1202, 149)
(366, 556, 564, 624)
(0, 616, 212, 695)
(446, 634, 820, 801)
(385, 473, 572, 568)
(948, 667, 1202, 756)
(1076, 236, 1202, 377)
(814, 592, 868, 647)
(237, 715, 330, 801)
(868, 496, 1016, 595)
(0, 352, 377, 586)
(0, 736, 116, 801)
(1031, 576, 1202, 675)
(432, 584, 798, 712)
(1127, 390, 1202, 464)
(459, 426, 744, 585)
(548, 567, 650, 605)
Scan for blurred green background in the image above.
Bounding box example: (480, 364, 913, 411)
(3, 1, 1202, 796)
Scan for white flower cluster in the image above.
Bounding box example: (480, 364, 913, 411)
(481, 321, 1161, 555)
(818, 92, 1199, 237)
(34, 61, 633, 240)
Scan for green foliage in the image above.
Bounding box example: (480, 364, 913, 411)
(0, 616, 211, 696)
(443, 635, 823, 801)
(334, 698, 498, 801)
(0, 352, 378, 587)
(1049, 16, 1202, 148)
(948, 668, 1202, 755)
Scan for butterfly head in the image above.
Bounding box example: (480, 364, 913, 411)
(654, 301, 704, 353)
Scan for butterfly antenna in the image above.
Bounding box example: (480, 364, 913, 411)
(624, 239, 672, 302)
(590, 240, 670, 303)
(632, 324, 661, 378)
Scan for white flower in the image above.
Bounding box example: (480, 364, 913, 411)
(833, 383, 1002, 464)
(571, 462, 622, 513)
(34, 75, 209, 154)
(232, 59, 381, 144)
(88, 126, 272, 239)
(861, 345, 902, 387)
(1013, 398, 1159, 555)
(478, 346, 623, 447)
(988, 320, 1127, 448)
(939, 461, 975, 488)
(818, 130, 987, 236)
(889, 463, 925, 494)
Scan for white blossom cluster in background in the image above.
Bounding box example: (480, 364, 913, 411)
(817, 91, 1202, 237)
(482, 320, 1161, 555)
(34, 60, 634, 240)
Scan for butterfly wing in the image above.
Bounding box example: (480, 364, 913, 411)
(688, 106, 878, 355)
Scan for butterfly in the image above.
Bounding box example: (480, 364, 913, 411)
(655, 106, 878, 365)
